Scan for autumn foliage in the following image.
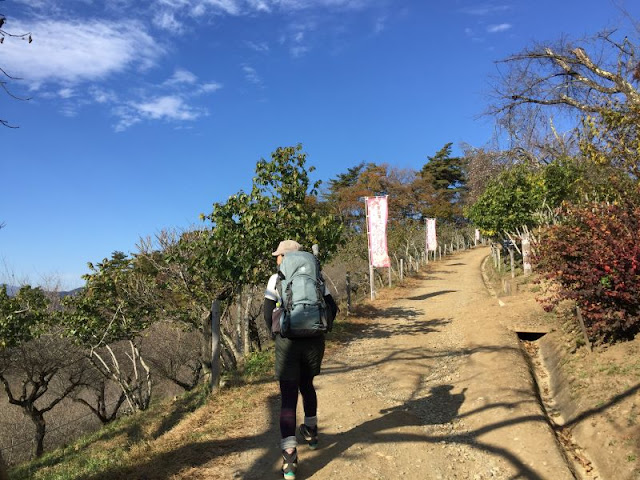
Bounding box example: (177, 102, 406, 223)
(536, 200, 640, 343)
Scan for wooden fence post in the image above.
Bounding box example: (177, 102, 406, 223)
(509, 248, 515, 279)
(211, 300, 221, 392)
(522, 236, 532, 276)
(369, 264, 375, 300)
(346, 272, 351, 315)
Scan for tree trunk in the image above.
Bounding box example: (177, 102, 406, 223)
(89, 341, 152, 413)
(235, 289, 244, 356)
(242, 289, 254, 355)
(31, 412, 46, 457)
(0, 450, 8, 480)
(201, 309, 213, 388)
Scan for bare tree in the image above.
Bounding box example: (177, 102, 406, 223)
(0, 7, 32, 128)
(0, 334, 86, 457)
(487, 30, 640, 153)
(72, 369, 126, 424)
(142, 321, 203, 391)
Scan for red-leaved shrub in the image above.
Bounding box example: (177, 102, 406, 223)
(536, 200, 640, 344)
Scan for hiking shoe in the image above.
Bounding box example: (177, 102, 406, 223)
(282, 449, 297, 480)
(298, 423, 318, 449)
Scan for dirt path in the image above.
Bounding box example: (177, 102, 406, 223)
(211, 247, 576, 479)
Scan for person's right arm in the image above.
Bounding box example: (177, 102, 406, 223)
(264, 298, 276, 333)
(264, 273, 279, 337)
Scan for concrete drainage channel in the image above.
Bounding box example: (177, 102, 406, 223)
(516, 330, 600, 480)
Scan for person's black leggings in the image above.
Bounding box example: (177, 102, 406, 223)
(279, 376, 317, 439)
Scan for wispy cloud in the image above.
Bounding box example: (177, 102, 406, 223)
(2, 19, 164, 88)
(150, 0, 376, 31)
(487, 23, 511, 33)
(459, 3, 511, 16)
(242, 65, 262, 85)
(165, 68, 199, 86)
(114, 95, 205, 132)
(111, 69, 221, 131)
(246, 40, 270, 52)
(283, 21, 316, 57)
(57, 88, 74, 99)
(134, 96, 200, 121)
(199, 82, 223, 93)
(373, 15, 386, 34)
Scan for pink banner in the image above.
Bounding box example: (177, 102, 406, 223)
(366, 196, 390, 268)
(426, 218, 437, 251)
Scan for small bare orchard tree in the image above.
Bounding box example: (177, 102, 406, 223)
(71, 366, 126, 424)
(0, 286, 87, 458)
(142, 320, 203, 392)
(62, 252, 157, 413)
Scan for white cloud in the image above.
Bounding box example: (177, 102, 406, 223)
(290, 45, 309, 57)
(199, 82, 223, 93)
(153, 10, 184, 31)
(243, 65, 262, 84)
(58, 88, 74, 99)
(460, 4, 511, 16)
(487, 23, 511, 33)
(113, 94, 206, 130)
(165, 68, 199, 85)
(246, 40, 270, 52)
(89, 87, 117, 104)
(2, 19, 164, 88)
(133, 95, 200, 121)
(373, 15, 386, 34)
(248, 0, 271, 11)
(150, 0, 375, 30)
(285, 21, 315, 57)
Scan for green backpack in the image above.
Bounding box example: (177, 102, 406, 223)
(276, 251, 328, 338)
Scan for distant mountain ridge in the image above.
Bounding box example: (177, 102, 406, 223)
(2, 284, 83, 298)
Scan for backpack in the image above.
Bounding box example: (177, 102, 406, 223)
(276, 251, 328, 338)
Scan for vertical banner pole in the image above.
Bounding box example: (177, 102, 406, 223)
(365, 196, 390, 300)
(369, 264, 375, 300)
(364, 197, 375, 300)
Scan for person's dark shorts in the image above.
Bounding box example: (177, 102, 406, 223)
(275, 335, 325, 381)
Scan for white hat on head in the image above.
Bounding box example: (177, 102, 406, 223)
(272, 240, 301, 256)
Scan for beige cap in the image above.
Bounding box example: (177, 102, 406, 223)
(272, 239, 302, 256)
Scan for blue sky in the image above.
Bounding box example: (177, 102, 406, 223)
(2, 0, 639, 290)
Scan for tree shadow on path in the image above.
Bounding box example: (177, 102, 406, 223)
(406, 290, 456, 301)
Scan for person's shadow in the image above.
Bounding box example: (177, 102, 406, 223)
(297, 385, 467, 478)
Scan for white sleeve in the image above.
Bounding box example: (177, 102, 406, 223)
(265, 273, 279, 301)
(321, 273, 330, 296)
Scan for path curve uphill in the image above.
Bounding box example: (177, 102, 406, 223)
(221, 246, 576, 479)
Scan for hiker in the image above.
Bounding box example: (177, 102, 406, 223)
(263, 239, 338, 480)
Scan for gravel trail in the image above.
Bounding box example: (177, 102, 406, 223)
(225, 247, 575, 479)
